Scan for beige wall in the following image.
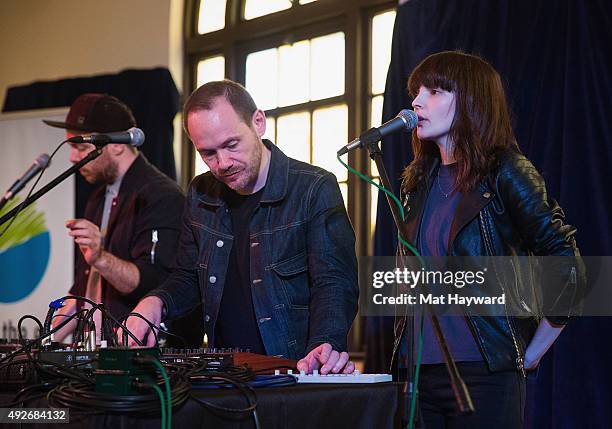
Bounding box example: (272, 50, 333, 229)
(0, 0, 184, 108)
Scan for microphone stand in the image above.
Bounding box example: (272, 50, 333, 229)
(0, 147, 103, 227)
(361, 135, 474, 424)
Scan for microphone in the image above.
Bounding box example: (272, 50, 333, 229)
(337, 109, 418, 156)
(1, 153, 51, 203)
(67, 127, 145, 147)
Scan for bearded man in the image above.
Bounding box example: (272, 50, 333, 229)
(126, 80, 359, 374)
(45, 93, 184, 342)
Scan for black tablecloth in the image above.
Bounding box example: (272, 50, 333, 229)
(1, 382, 403, 429)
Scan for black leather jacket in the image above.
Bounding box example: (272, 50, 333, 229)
(393, 150, 583, 374)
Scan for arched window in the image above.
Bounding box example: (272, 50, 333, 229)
(184, 0, 396, 259)
(184, 0, 397, 355)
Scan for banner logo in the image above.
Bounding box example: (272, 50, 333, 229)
(0, 200, 51, 302)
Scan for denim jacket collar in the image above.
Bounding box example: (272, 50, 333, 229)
(197, 139, 288, 207)
(260, 139, 289, 203)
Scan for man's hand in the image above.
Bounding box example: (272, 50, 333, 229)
(66, 219, 103, 266)
(297, 343, 355, 375)
(66, 218, 140, 294)
(119, 296, 164, 347)
(50, 297, 77, 343)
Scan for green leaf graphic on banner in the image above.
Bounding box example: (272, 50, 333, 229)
(0, 198, 47, 253)
(0, 198, 50, 302)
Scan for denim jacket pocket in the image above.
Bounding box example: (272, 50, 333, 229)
(271, 251, 309, 308)
(195, 237, 211, 287)
(194, 235, 215, 316)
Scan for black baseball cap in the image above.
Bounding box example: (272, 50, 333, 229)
(43, 93, 137, 133)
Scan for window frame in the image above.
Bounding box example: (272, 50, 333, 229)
(183, 0, 398, 352)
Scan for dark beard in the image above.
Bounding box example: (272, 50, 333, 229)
(87, 158, 119, 185)
(101, 160, 119, 184)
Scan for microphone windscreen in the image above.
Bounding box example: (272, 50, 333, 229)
(397, 109, 418, 130)
(35, 153, 51, 168)
(129, 127, 145, 147)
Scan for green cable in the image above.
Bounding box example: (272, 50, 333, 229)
(150, 382, 167, 429)
(151, 358, 172, 429)
(336, 155, 422, 262)
(337, 153, 425, 429)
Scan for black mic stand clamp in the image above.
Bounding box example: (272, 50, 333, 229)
(362, 135, 474, 427)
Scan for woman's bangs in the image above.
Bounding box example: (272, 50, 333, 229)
(408, 62, 456, 97)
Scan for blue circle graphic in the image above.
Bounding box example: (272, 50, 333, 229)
(0, 231, 51, 303)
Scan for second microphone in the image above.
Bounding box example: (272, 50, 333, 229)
(68, 127, 145, 147)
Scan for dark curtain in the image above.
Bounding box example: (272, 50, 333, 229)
(368, 1, 612, 427)
(2, 67, 180, 218)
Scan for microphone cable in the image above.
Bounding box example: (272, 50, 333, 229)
(336, 154, 422, 260)
(337, 153, 425, 429)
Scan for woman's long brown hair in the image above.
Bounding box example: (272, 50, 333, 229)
(401, 51, 520, 194)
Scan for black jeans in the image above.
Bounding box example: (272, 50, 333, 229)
(417, 361, 525, 429)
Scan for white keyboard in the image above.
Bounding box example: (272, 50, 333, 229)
(276, 369, 392, 384)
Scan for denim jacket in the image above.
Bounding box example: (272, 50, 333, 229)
(151, 140, 359, 359)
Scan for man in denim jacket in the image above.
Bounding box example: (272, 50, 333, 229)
(126, 80, 359, 374)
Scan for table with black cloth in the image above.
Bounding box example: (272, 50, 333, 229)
(0, 382, 403, 429)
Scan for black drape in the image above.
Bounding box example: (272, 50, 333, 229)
(2, 67, 180, 218)
(369, 1, 612, 427)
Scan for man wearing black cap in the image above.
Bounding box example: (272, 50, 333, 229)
(45, 94, 184, 342)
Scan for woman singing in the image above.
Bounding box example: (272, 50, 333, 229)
(395, 51, 583, 428)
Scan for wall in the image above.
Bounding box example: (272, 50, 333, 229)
(0, 0, 184, 177)
(0, 0, 184, 109)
